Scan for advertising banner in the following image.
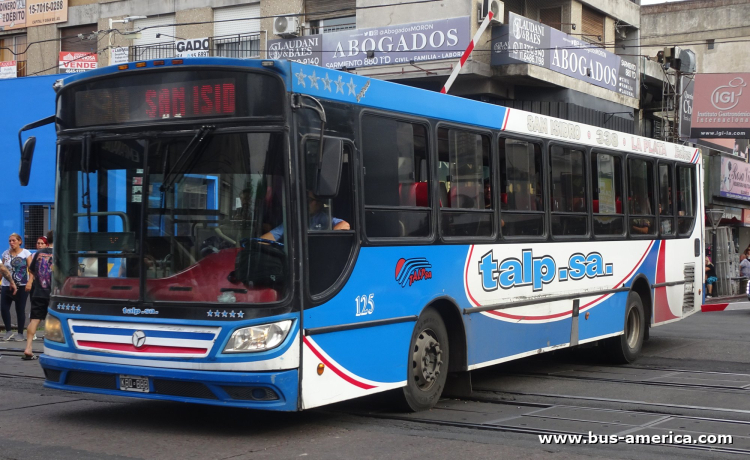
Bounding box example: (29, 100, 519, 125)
(59, 51, 97, 73)
(0, 0, 26, 31)
(175, 37, 209, 57)
(719, 156, 750, 202)
(109, 46, 128, 66)
(691, 73, 750, 138)
(680, 76, 694, 139)
(491, 12, 637, 98)
(0, 60, 16, 79)
(27, 0, 67, 27)
(268, 16, 470, 70)
(268, 35, 322, 66)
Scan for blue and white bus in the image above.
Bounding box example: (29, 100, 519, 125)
(19, 57, 703, 412)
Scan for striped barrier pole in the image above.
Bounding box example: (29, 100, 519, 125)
(441, 11, 494, 94)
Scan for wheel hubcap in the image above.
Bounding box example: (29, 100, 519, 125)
(411, 329, 443, 391)
(626, 305, 641, 349)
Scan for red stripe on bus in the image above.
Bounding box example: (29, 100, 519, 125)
(464, 245, 481, 306)
(502, 109, 510, 130)
(701, 303, 728, 312)
(77, 341, 207, 354)
(303, 337, 376, 390)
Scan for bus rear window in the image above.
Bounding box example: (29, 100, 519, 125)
(60, 70, 284, 128)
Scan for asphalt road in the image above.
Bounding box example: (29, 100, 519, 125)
(1, 305, 749, 460)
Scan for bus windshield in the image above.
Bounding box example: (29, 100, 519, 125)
(56, 132, 288, 304)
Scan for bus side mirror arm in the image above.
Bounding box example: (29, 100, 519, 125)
(292, 93, 327, 172)
(18, 115, 56, 187)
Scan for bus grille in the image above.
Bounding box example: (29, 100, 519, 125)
(222, 386, 279, 401)
(66, 371, 118, 390)
(152, 379, 218, 400)
(683, 263, 695, 313)
(43, 368, 62, 383)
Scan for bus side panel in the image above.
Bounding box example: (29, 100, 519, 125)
(463, 240, 660, 370)
(301, 245, 468, 408)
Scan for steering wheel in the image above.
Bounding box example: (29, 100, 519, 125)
(242, 237, 284, 249)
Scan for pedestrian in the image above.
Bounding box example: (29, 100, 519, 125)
(742, 251, 750, 279)
(24, 231, 53, 359)
(705, 256, 717, 298)
(1, 233, 32, 341)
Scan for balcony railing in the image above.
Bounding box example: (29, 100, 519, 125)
(129, 33, 261, 62)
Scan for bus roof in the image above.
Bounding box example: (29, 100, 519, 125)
(60, 57, 699, 165)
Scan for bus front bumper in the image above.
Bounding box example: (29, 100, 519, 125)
(39, 355, 299, 411)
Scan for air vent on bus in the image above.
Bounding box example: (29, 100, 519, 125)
(66, 371, 117, 390)
(683, 263, 695, 313)
(222, 386, 279, 401)
(43, 368, 62, 383)
(152, 379, 218, 400)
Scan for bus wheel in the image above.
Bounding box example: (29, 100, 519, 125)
(401, 309, 449, 412)
(605, 291, 645, 364)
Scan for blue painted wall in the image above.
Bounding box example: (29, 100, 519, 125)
(0, 74, 59, 244)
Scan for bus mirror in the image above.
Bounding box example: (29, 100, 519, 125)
(19, 136, 36, 187)
(315, 137, 343, 198)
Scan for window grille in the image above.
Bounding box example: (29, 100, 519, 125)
(23, 204, 54, 248)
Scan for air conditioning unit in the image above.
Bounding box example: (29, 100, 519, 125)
(273, 16, 299, 37)
(478, 0, 503, 24)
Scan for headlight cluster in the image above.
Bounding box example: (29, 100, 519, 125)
(223, 320, 292, 353)
(44, 314, 65, 343)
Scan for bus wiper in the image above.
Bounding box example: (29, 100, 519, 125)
(160, 125, 215, 194)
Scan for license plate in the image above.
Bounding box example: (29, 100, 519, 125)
(119, 375, 150, 393)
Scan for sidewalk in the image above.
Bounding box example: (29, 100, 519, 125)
(701, 293, 749, 312)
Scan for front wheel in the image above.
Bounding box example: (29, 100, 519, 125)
(604, 291, 645, 364)
(401, 308, 449, 412)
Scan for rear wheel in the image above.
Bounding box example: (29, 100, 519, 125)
(605, 291, 645, 363)
(401, 308, 449, 412)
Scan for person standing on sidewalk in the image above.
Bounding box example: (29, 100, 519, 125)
(23, 232, 53, 360)
(1, 233, 32, 341)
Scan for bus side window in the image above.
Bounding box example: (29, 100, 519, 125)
(437, 127, 492, 238)
(550, 145, 588, 237)
(591, 152, 624, 236)
(628, 157, 656, 236)
(676, 165, 696, 236)
(658, 162, 675, 236)
(361, 115, 430, 238)
(499, 138, 544, 237)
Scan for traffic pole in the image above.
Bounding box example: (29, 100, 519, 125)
(440, 11, 494, 94)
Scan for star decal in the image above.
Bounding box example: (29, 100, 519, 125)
(237, 311, 245, 319)
(308, 70, 319, 89)
(214, 310, 221, 317)
(229, 311, 236, 318)
(76, 306, 81, 311)
(334, 75, 345, 94)
(295, 69, 307, 87)
(207, 310, 214, 317)
(322, 73, 332, 92)
(347, 78, 357, 96)
(222, 310, 228, 318)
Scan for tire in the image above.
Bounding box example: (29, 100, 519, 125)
(604, 291, 646, 364)
(401, 308, 449, 412)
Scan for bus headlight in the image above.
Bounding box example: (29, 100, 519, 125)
(223, 320, 292, 353)
(44, 314, 65, 343)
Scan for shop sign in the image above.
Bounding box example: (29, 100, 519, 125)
(691, 73, 750, 138)
(175, 37, 209, 57)
(59, 52, 97, 73)
(719, 156, 750, 202)
(109, 47, 128, 66)
(742, 209, 750, 226)
(0, 60, 16, 79)
(268, 16, 470, 69)
(680, 76, 694, 139)
(491, 12, 638, 98)
(27, 0, 67, 26)
(0, 0, 26, 31)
